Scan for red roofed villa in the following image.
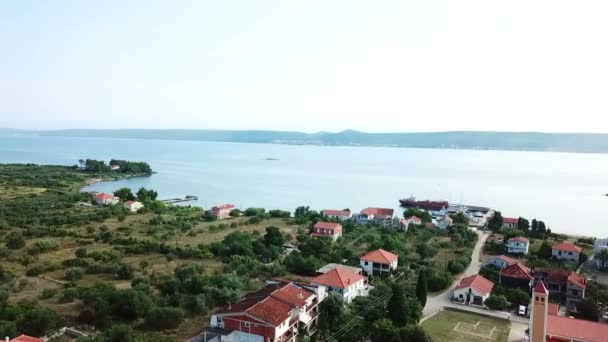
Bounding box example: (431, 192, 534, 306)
(502, 217, 519, 229)
(484, 255, 517, 269)
(94, 192, 119, 205)
(208, 281, 324, 342)
(529, 281, 608, 342)
(552, 241, 583, 264)
(499, 263, 533, 290)
(211, 204, 236, 220)
(321, 209, 352, 220)
(311, 267, 368, 303)
(354, 207, 394, 225)
(400, 216, 421, 231)
(506, 236, 530, 255)
(453, 274, 494, 306)
(312, 221, 343, 241)
(360, 249, 398, 276)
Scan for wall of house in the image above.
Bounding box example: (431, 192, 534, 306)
(507, 242, 529, 255)
(552, 249, 579, 263)
(220, 316, 276, 340)
(453, 287, 490, 305)
(359, 259, 397, 276)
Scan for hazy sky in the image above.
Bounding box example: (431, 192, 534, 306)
(1, 1, 607, 133)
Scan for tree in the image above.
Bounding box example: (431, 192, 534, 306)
(484, 295, 509, 310)
(403, 208, 432, 223)
(388, 283, 409, 327)
(5, 231, 25, 249)
(518, 217, 530, 233)
(415, 271, 428, 307)
(450, 212, 468, 225)
(145, 307, 185, 330)
(16, 308, 61, 336)
(597, 249, 608, 270)
(577, 298, 599, 321)
(75, 247, 88, 258)
(115, 264, 134, 280)
(264, 226, 285, 247)
(488, 211, 503, 232)
(318, 294, 344, 332)
(398, 325, 432, 342)
(114, 188, 135, 202)
(101, 324, 134, 342)
(371, 318, 399, 342)
(535, 240, 553, 259)
(136, 187, 158, 202)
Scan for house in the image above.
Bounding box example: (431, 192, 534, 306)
(311, 267, 367, 303)
(94, 192, 119, 205)
(354, 207, 394, 225)
(208, 281, 325, 342)
(594, 237, 608, 268)
(484, 255, 516, 270)
(506, 236, 529, 255)
(499, 263, 533, 290)
(552, 242, 583, 264)
(312, 222, 343, 242)
(400, 216, 421, 231)
(110, 164, 120, 171)
(321, 209, 352, 220)
(502, 217, 519, 229)
(211, 204, 236, 219)
(360, 249, 398, 276)
(437, 216, 453, 230)
(533, 268, 586, 309)
(316, 263, 362, 275)
(453, 274, 494, 307)
(124, 200, 144, 212)
(529, 281, 608, 342)
(9, 336, 42, 342)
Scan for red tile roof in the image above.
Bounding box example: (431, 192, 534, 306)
(314, 222, 342, 230)
(488, 255, 516, 266)
(322, 209, 351, 217)
(534, 268, 586, 290)
(361, 249, 398, 264)
(124, 200, 137, 205)
(361, 207, 394, 217)
(404, 216, 422, 223)
(311, 267, 365, 289)
(547, 315, 608, 342)
(503, 217, 519, 225)
(95, 192, 114, 199)
(500, 263, 533, 280)
(568, 272, 587, 289)
(247, 297, 293, 326)
(533, 281, 549, 294)
(455, 274, 494, 295)
(548, 303, 559, 316)
(553, 241, 582, 253)
(271, 283, 313, 308)
(10, 336, 42, 342)
(508, 236, 529, 244)
(212, 204, 236, 210)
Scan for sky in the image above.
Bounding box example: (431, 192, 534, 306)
(1, 1, 607, 133)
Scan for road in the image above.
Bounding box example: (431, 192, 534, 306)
(422, 229, 529, 325)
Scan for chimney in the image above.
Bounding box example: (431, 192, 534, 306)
(227, 302, 231, 310)
(298, 291, 304, 299)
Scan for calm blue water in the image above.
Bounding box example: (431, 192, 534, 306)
(1, 135, 607, 236)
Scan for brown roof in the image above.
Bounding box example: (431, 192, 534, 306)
(455, 274, 494, 295)
(314, 222, 342, 230)
(247, 297, 293, 326)
(533, 281, 549, 294)
(534, 268, 587, 289)
(212, 204, 236, 210)
(361, 249, 398, 264)
(568, 272, 587, 289)
(322, 209, 351, 217)
(95, 192, 114, 199)
(500, 263, 533, 280)
(311, 267, 365, 289)
(271, 283, 314, 308)
(503, 217, 519, 224)
(361, 207, 394, 217)
(553, 241, 582, 253)
(508, 236, 529, 243)
(547, 315, 608, 342)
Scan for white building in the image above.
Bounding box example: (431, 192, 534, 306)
(94, 192, 119, 205)
(321, 209, 352, 220)
(552, 242, 582, 264)
(353, 207, 394, 225)
(453, 274, 494, 307)
(360, 249, 398, 276)
(484, 255, 516, 270)
(506, 236, 529, 255)
(400, 216, 421, 231)
(124, 200, 144, 212)
(311, 267, 368, 303)
(594, 237, 608, 268)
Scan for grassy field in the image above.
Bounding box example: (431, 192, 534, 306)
(422, 310, 511, 342)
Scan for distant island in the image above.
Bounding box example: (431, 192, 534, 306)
(4, 128, 608, 153)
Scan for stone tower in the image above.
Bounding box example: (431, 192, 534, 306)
(529, 281, 548, 342)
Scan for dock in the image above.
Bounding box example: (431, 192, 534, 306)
(161, 196, 198, 204)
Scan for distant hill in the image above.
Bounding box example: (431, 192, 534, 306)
(4, 128, 608, 153)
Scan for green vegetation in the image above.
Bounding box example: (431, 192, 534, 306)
(422, 310, 511, 342)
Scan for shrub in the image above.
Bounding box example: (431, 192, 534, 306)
(116, 264, 134, 280)
(75, 247, 88, 258)
(60, 288, 79, 303)
(39, 288, 58, 299)
(5, 232, 25, 249)
(145, 307, 185, 330)
(485, 295, 509, 310)
(65, 268, 83, 281)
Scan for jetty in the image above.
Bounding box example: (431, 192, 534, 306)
(161, 195, 198, 204)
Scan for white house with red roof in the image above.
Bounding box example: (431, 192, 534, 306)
(502, 217, 519, 229)
(400, 216, 421, 231)
(552, 241, 583, 264)
(211, 204, 236, 220)
(354, 207, 394, 225)
(360, 249, 398, 276)
(506, 236, 529, 255)
(321, 209, 352, 220)
(94, 192, 119, 205)
(484, 255, 516, 269)
(312, 222, 342, 241)
(529, 281, 608, 342)
(123, 200, 144, 212)
(436, 215, 453, 230)
(311, 267, 367, 303)
(453, 274, 494, 306)
(209, 281, 325, 342)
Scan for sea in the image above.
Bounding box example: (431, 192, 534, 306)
(1, 135, 607, 237)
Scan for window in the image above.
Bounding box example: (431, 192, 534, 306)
(568, 252, 573, 255)
(364, 261, 368, 266)
(541, 297, 545, 303)
(244, 322, 251, 328)
(571, 290, 579, 296)
(559, 251, 562, 256)
(535, 296, 540, 302)
(459, 294, 464, 299)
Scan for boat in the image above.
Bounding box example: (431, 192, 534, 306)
(399, 196, 449, 211)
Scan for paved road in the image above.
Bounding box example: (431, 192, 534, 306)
(422, 229, 529, 325)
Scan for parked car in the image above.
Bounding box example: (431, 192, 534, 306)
(519, 305, 527, 316)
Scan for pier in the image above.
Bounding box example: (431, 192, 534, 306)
(161, 195, 198, 204)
